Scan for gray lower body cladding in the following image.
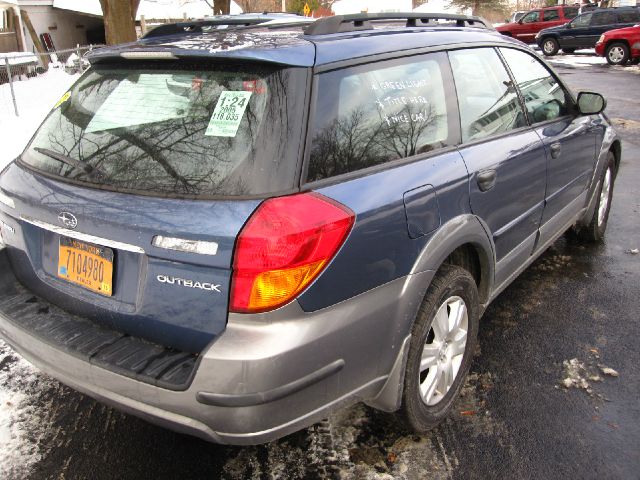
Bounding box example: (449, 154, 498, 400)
(0, 246, 434, 444)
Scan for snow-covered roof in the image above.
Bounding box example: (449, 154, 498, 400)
(50, 0, 242, 20)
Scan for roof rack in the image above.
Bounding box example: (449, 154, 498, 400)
(303, 12, 492, 36)
(142, 18, 272, 39)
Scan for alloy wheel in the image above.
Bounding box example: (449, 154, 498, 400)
(608, 46, 625, 64)
(419, 296, 468, 406)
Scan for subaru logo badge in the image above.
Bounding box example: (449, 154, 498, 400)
(58, 212, 78, 229)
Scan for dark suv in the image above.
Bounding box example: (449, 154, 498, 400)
(0, 13, 619, 445)
(496, 5, 579, 43)
(536, 6, 640, 56)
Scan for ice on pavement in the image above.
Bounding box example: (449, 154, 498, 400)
(0, 341, 57, 479)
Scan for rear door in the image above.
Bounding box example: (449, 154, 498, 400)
(450, 47, 547, 284)
(583, 12, 619, 48)
(0, 61, 308, 353)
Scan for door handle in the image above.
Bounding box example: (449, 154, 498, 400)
(550, 142, 562, 159)
(477, 169, 497, 192)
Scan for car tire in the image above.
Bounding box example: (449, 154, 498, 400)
(605, 42, 630, 66)
(562, 48, 576, 54)
(542, 37, 560, 56)
(575, 153, 615, 243)
(400, 264, 479, 432)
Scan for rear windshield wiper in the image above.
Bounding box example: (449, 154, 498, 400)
(34, 147, 105, 179)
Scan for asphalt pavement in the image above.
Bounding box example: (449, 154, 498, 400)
(1, 59, 639, 480)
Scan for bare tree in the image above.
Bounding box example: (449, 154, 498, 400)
(447, 0, 509, 16)
(235, 0, 277, 12)
(99, 0, 141, 45)
(202, 0, 232, 15)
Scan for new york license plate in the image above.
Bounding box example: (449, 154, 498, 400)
(57, 237, 114, 296)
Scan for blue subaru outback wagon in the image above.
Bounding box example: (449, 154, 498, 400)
(0, 13, 619, 444)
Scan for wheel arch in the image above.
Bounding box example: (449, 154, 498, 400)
(578, 133, 621, 227)
(540, 35, 560, 53)
(409, 214, 495, 307)
(610, 139, 622, 177)
(366, 215, 495, 412)
(606, 38, 630, 52)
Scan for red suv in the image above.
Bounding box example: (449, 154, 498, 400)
(497, 5, 579, 44)
(595, 24, 640, 65)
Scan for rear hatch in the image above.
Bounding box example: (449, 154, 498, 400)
(0, 60, 307, 353)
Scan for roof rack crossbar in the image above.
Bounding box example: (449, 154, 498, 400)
(142, 18, 272, 39)
(303, 12, 491, 36)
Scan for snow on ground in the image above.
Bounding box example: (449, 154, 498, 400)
(0, 69, 80, 171)
(546, 49, 607, 67)
(0, 340, 58, 479)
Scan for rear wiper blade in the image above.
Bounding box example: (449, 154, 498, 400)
(34, 147, 105, 179)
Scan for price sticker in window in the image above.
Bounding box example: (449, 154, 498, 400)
(205, 90, 253, 137)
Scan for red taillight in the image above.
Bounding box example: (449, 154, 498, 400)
(230, 193, 355, 313)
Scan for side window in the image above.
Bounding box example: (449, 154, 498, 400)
(571, 13, 592, 27)
(522, 11, 540, 23)
(564, 7, 579, 19)
(591, 12, 616, 26)
(449, 48, 526, 143)
(544, 9, 559, 21)
(618, 11, 640, 23)
(307, 54, 452, 182)
(500, 48, 571, 124)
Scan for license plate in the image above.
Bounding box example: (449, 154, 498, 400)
(58, 237, 114, 296)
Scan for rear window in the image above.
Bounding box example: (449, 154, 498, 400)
(618, 10, 640, 23)
(592, 12, 617, 26)
(20, 63, 307, 198)
(307, 53, 454, 182)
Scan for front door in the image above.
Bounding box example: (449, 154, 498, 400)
(449, 47, 547, 281)
(560, 13, 593, 49)
(513, 10, 544, 43)
(499, 48, 600, 247)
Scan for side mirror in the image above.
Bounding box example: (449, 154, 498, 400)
(577, 91, 606, 115)
(566, 23, 573, 29)
(518, 18, 524, 24)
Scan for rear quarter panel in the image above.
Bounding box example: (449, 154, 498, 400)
(298, 149, 470, 312)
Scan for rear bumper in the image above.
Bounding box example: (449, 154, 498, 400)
(0, 246, 431, 444)
(595, 42, 605, 56)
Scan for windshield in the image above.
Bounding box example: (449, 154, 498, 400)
(20, 63, 307, 198)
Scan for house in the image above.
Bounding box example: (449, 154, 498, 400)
(18, 0, 105, 52)
(0, 0, 26, 53)
(1, 0, 243, 54)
